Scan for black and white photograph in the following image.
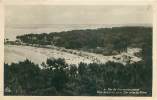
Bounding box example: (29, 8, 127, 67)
(4, 5, 153, 96)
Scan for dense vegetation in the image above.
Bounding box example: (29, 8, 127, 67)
(16, 27, 152, 55)
(4, 26, 152, 96)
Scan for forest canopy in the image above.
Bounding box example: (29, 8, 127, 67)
(15, 26, 152, 55)
(4, 58, 152, 96)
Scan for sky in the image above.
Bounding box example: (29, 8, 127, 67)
(5, 5, 153, 40)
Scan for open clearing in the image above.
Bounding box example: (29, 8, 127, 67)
(5, 45, 142, 67)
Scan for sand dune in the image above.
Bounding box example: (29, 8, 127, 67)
(5, 45, 142, 67)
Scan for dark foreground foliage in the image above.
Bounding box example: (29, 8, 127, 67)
(4, 58, 152, 96)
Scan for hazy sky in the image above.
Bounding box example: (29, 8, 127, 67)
(5, 5, 152, 40)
